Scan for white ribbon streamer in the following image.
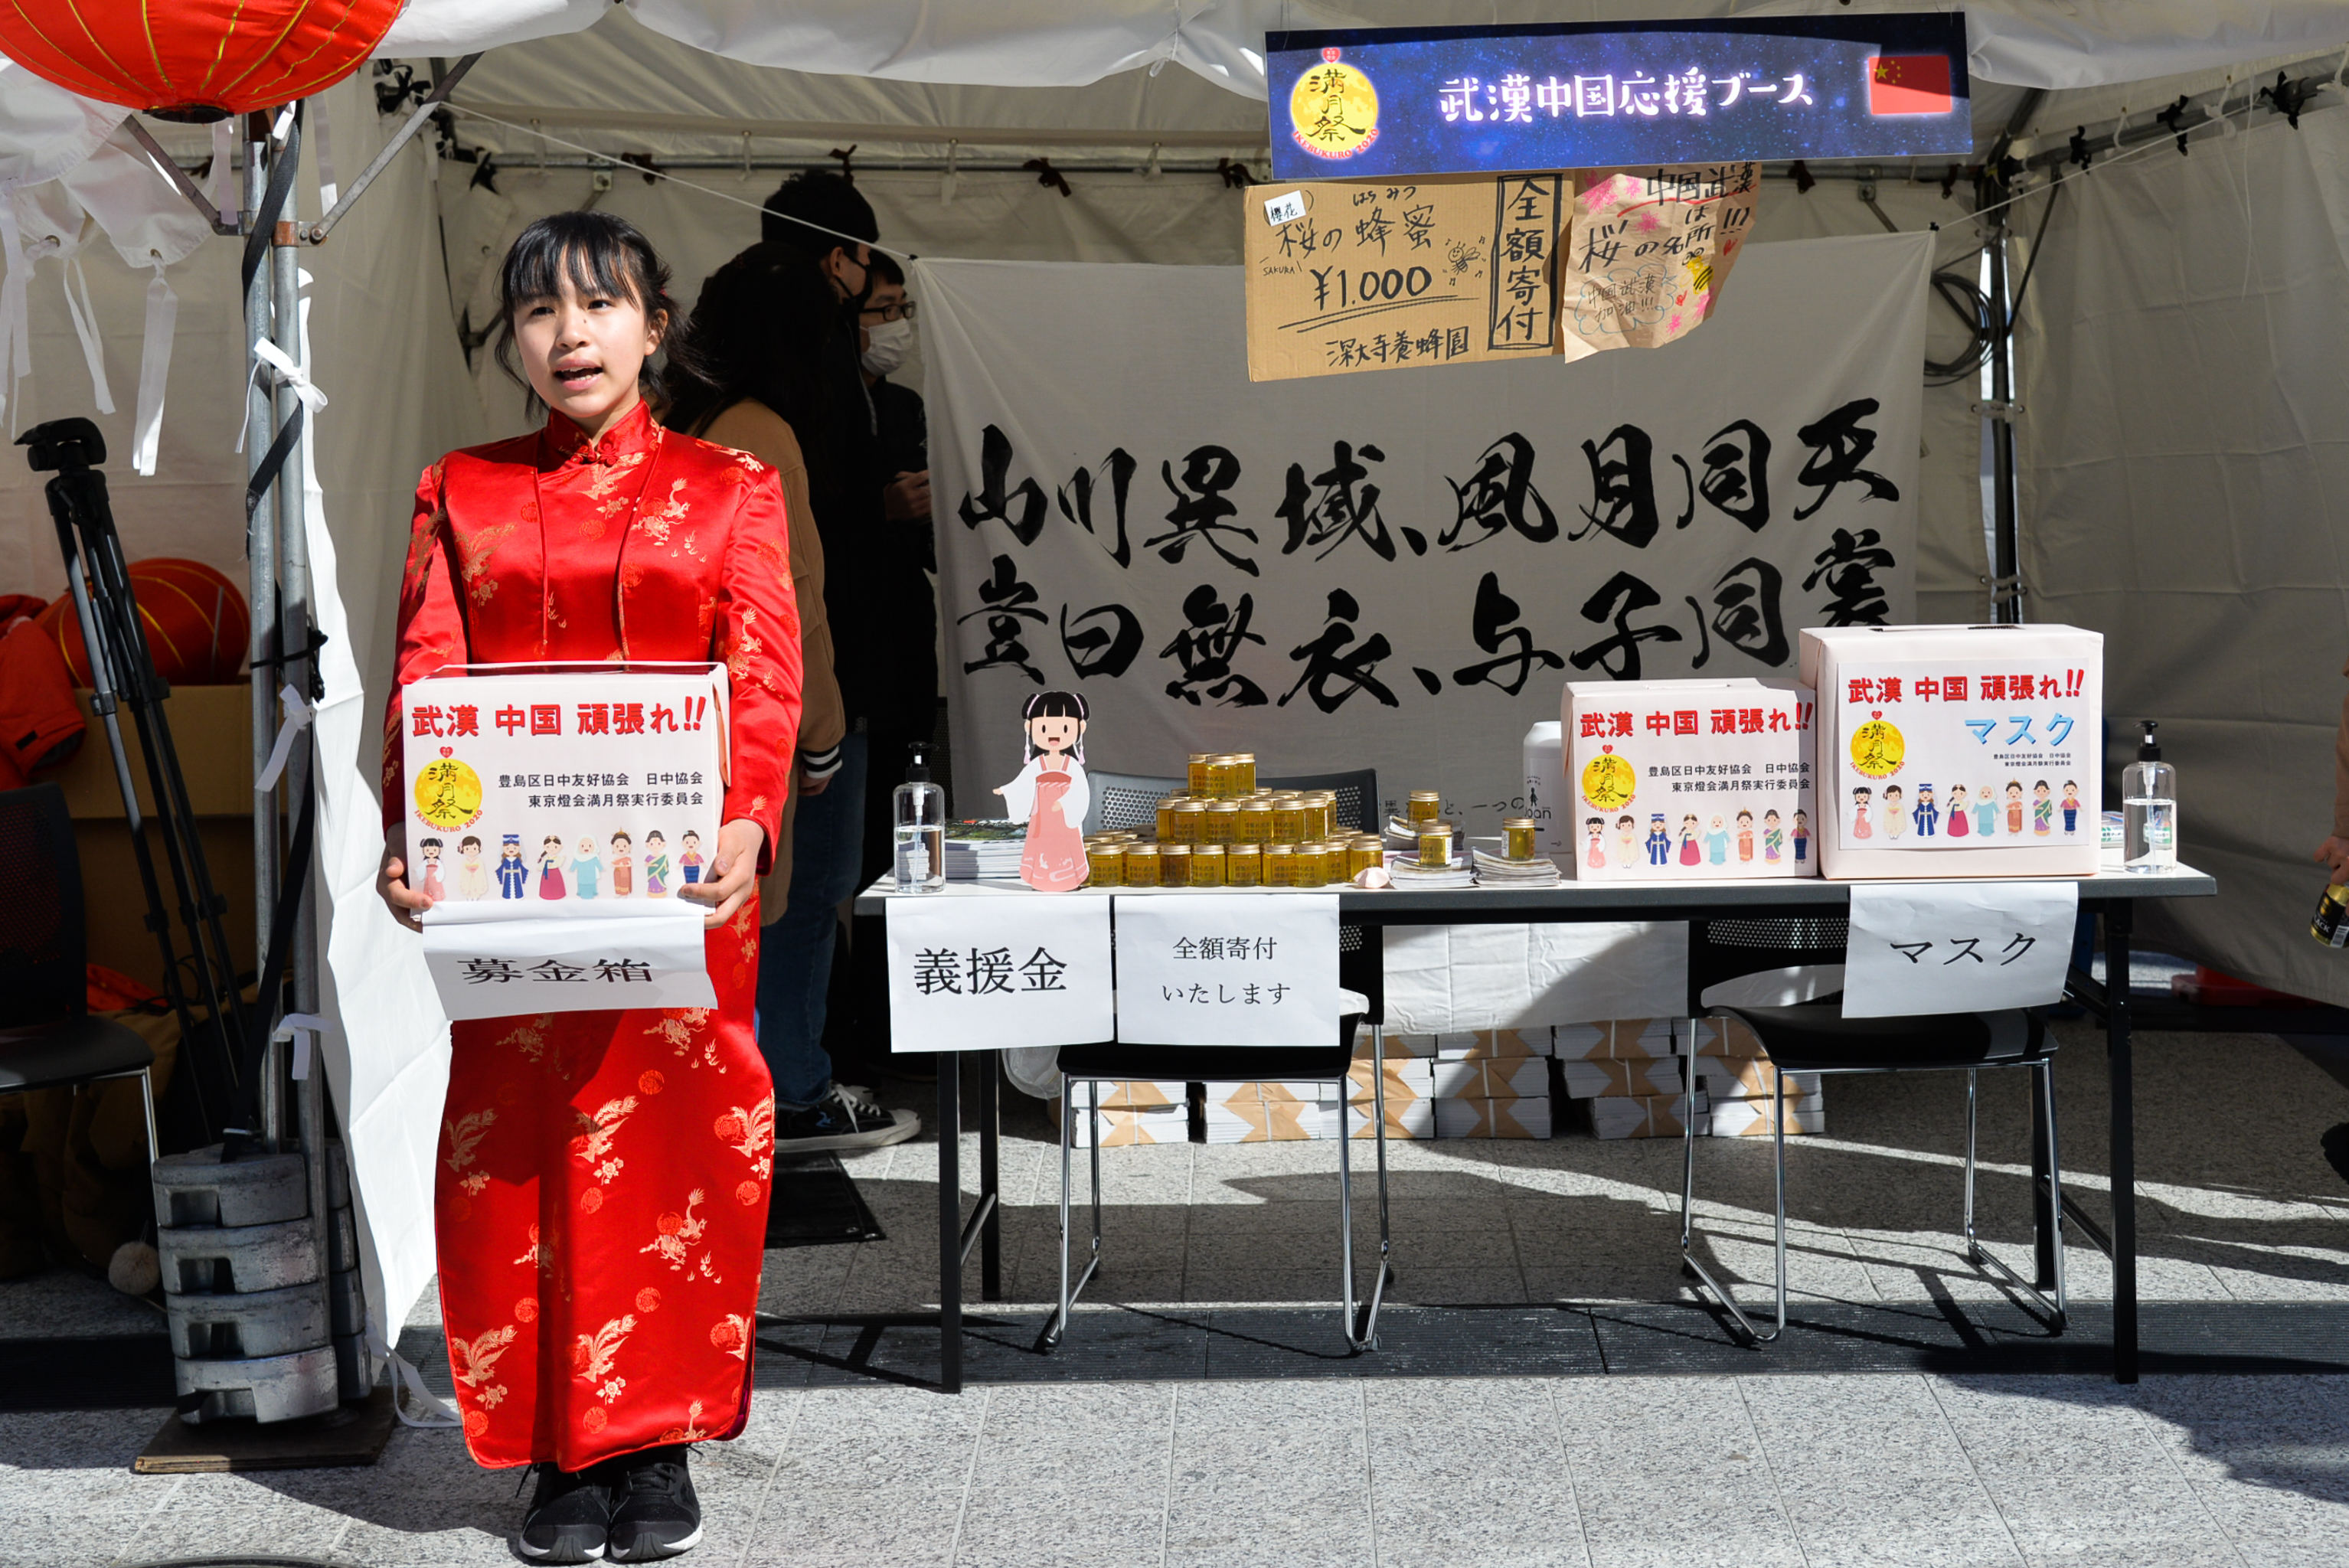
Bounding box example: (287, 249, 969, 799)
(252, 336, 328, 413)
(364, 1310, 462, 1429)
(0, 187, 30, 435)
(210, 121, 236, 227)
(273, 1011, 328, 1080)
(59, 256, 114, 415)
(255, 681, 313, 794)
(314, 105, 338, 216)
(132, 260, 176, 476)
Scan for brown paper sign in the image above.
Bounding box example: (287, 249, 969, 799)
(1560, 162, 1761, 359)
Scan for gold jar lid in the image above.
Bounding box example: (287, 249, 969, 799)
(1188, 753, 1213, 764)
(1503, 816, 1536, 830)
(1227, 842, 1262, 857)
(1173, 799, 1208, 812)
(1124, 843, 1159, 857)
(1192, 843, 1226, 858)
(1267, 842, 1299, 855)
(1207, 799, 1241, 815)
(1160, 842, 1191, 861)
(1408, 789, 1441, 802)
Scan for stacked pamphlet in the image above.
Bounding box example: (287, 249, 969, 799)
(942, 819, 1025, 880)
(1386, 854, 1475, 888)
(1470, 848, 1563, 887)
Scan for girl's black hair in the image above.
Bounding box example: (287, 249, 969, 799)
(1021, 689, 1088, 762)
(491, 211, 704, 416)
(661, 242, 844, 488)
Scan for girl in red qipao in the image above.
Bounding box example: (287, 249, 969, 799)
(374, 214, 801, 1565)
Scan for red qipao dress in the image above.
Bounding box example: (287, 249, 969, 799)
(381, 402, 802, 1471)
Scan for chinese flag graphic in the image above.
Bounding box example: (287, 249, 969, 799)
(1868, 54, 1954, 116)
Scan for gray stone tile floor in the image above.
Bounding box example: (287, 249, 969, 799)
(7, 1022, 2349, 1564)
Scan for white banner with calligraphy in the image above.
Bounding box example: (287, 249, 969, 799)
(919, 233, 1930, 831)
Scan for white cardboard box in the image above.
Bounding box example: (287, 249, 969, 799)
(1560, 1057, 1691, 1099)
(1427, 1057, 1550, 1099)
(1434, 1096, 1553, 1139)
(1433, 1028, 1553, 1060)
(1798, 625, 2102, 880)
(1697, 1062, 1823, 1099)
(1563, 679, 1818, 881)
(1070, 1103, 1193, 1147)
(1589, 1092, 1707, 1140)
(1709, 1094, 1827, 1136)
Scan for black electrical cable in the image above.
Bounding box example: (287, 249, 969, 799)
(1924, 269, 1994, 385)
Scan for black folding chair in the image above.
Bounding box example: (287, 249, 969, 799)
(0, 783, 161, 1176)
(1679, 913, 2065, 1343)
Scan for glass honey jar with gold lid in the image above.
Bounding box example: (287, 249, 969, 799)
(1122, 842, 1160, 887)
(1204, 800, 1241, 844)
(1189, 844, 1227, 887)
(1169, 800, 1208, 843)
(1227, 843, 1263, 887)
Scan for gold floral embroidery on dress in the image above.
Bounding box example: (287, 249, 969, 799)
(714, 1096, 776, 1182)
(709, 1312, 753, 1361)
(577, 450, 649, 539)
(443, 1109, 496, 1178)
(458, 522, 518, 609)
(660, 1400, 712, 1443)
(449, 1323, 518, 1412)
(573, 1314, 636, 1404)
(644, 1008, 723, 1072)
(567, 1096, 639, 1184)
(639, 478, 691, 547)
(403, 496, 449, 596)
(513, 1221, 554, 1273)
(638, 1188, 720, 1282)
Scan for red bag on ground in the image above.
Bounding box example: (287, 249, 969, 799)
(0, 613, 85, 782)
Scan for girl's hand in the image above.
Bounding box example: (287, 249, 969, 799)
(376, 824, 433, 933)
(681, 818, 766, 929)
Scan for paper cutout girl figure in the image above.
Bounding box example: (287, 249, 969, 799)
(1678, 815, 1702, 867)
(1947, 786, 1972, 838)
(495, 835, 528, 899)
(1585, 818, 1606, 869)
(1883, 785, 1907, 840)
(1645, 814, 1671, 867)
(417, 837, 446, 903)
(994, 689, 1092, 892)
(2005, 780, 2025, 835)
(609, 830, 634, 897)
(1792, 810, 1810, 864)
(2034, 780, 2053, 836)
(1617, 815, 1638, 862)
(1763, 808, 1782, 864)
(1913, 785, 1939, 838)
(644, 830, 671, 897)
(1975, 790, 1998, 837)
(570, 836, 603, 899)
(2061, 781, 2082, 835)
(537, 834, 568, 900)
(1736, 809, 1755, 862)
(680, 829, 704, 884)
(1851, 787, 1873, 840)
(1704, 815, 1730, 865)
(456, 835, 492, 900)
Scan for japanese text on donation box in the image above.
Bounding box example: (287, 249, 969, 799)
(402, 666, 730, 1019)
(884, 893, 1113, 1053)
(1572, 684, 1814, 880)
(1832, 661, 2099, 851)
(1114, 893, 1339, 1047)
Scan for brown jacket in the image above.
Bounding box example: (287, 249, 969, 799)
(695, 400, 847, 913)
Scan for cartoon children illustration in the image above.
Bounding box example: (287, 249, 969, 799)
(1704, 815, 1730, 865)
(1947, 786, 1971, 838)
(2005, 780, 2025, 835)
(1793, 810, 1811, 864)
(1645, 814, 1671, 867)
(1617, 815, 1638, 862)
(644, 830, 671, 897)
(679, 829, 704, 885)
(2061, 781, 2082, 835)
(1913, 784, 1939, 838)
(570, 835, 603, 899)
(495, 834, 528, 898)
(1678, 814, 1702, 867)
(1585, 817, 1606, 870)
(456, 835, 491, 900)
(609, 830, 633, 897)
(1763, 808, 1783, 864)
(537, 834, 567, 900)
(1975, 788, 1998, 837)
(1883, 785, 1907, 840)
(2034, 780, 2053, 836)
(993, 689, 1093, 892)
(417, 837, 446, 903)
(1851, 787, 1874, 840)
(1736, 808, 1756, 862)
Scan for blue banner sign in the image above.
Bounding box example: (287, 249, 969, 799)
(1266, 15, 1972, 181)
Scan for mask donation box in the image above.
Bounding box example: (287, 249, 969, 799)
(1563, 678, 1816, 880)
(401, 665, 730, 1020)
(1798, 625, 2102, 879)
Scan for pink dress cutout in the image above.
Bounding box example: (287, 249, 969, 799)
(1586, 837, 1605, 869)
(1948, 805, 1969, 838)
(1678, 833, 1701, 867)
(421, 860, 446, 902)
(1852, 805, 1873, 840)
(1021, 771, 1089, 891)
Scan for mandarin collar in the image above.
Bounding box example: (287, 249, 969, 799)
(542, 400, 659, 469)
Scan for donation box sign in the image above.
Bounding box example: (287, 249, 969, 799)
(401, 665, 730, 1019)
(1114, 893, 1340, 1047)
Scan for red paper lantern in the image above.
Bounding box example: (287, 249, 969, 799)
(0, 0, 403, 122)
(36, 558, 251, 686)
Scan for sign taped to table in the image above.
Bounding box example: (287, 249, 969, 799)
(884, 891, 1114, 1052)
(1114, 893, 1339, 1047)
(1841, 880, 2079, 1019)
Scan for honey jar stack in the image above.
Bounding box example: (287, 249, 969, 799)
(1083, 753, 1383, 890)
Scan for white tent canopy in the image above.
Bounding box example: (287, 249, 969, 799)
(5, 0, 2349, 1336)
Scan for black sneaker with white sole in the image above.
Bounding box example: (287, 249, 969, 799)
(517, 1462, 612, 1563)
(603, 1444, 702, 1562)
(773, 1083, 920, 1154)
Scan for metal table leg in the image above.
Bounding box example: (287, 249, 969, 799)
(2106, 899, 2137, 1383)
(939, 1052, 962, 1394)
(2030, 1068, 2057, 1289)
(978, 1051, 1002, 1301)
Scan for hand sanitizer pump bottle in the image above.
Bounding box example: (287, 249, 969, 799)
(2121, 720, 2177, 873)
(894, 742, 947, 893)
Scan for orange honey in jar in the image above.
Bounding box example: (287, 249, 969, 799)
(1227, 843, 1263, 887)
(1205, 800, 1241, 844)
(1190, 844, 1227, 887)
(1122, 843, 1161, 887)
(1187, 754, 1213, 795)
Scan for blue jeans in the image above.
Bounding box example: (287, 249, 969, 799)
(755, 732, 867, 1109)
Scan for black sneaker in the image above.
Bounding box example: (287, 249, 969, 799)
(774, 1083, 920, 1154)
(517, 1462, 612, 1563)
(603, 1445, 702, 1562)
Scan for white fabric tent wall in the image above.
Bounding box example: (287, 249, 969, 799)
(2021, 103, 2349, 1006)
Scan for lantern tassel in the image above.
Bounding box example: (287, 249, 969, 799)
(133, 260, 178, 476)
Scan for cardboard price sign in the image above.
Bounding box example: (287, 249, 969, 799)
(1243, 164, 1757, 381)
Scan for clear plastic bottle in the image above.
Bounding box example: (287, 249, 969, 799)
(2121, 720, 2177, 874)
(893, 742, 946, 893)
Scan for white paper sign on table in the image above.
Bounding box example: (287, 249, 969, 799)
(885, 891, 1114, 1053)
(1842, 880, 2079, 1019)
(420, 900, 714, 1021)
(1113, 893, 1338, 1047)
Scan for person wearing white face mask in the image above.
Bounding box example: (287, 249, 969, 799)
(859, 252, 929, 525)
